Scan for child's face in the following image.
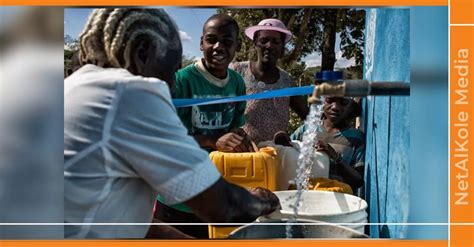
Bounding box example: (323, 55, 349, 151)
(323, 97, 355, 124)
(200, 19, 240, 73)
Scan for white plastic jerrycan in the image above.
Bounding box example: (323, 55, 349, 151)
(258, 140, 330, 191)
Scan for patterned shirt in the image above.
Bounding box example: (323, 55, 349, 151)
(231, 61, 295, 144)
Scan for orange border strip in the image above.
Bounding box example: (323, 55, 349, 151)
(0, 240, 448, 247)
(1, 0, 447, 6)
(450, 0, 474, 23)
(450, 1, 474, 247)
(0, 2, 457, 247)
(449, 23, 474, 247)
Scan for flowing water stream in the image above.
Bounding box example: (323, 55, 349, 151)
(285, 99, 324, 238)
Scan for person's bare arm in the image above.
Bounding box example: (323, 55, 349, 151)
(315, 140, 364, 189)
(184, 178, 280, 223)
(195, 129, 257, 152)
(334, 162, 364, 189)
(193, 134, 221, 150)
(290, 96, 309, 120)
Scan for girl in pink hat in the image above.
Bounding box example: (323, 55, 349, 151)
(231, 18, 308, 144)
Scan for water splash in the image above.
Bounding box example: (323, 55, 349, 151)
(285, 99, 324, 238)
(364, 9, 377, 80)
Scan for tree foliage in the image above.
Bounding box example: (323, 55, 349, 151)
(64, 49, 74, 60)
(218, 8, 365, 82)
(182, 55, 196, 68)
(336, 9, 365, 67)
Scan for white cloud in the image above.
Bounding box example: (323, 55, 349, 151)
(179, 30, 192, 42)
(303, 51, 356, 69)
(335, 57, 356, 68)
(303, 53, 322, 68)
(334, 50, 356, 68)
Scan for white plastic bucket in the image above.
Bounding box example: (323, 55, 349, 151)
(229, 219, 368, 239)
(260, 190, 368, 233)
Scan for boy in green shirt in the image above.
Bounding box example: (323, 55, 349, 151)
(174, 14, 255, 153)
(155, 14, 255, 238)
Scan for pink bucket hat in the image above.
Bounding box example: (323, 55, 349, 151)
(244, 18, 293, 43)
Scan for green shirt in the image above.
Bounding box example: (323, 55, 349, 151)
(174, 64, 246, 137)
(157, 64, 246, 213)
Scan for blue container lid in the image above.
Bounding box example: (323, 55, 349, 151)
(315, 70, 343, 81)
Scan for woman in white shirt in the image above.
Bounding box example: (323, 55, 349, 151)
(64, 8, 279, 239)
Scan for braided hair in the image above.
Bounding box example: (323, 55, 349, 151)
(79, 8, 181, 70)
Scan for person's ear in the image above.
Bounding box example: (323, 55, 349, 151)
(199, 36, 204, 51)
(131, 39, 154, 75)
(236, 39, 242, 52)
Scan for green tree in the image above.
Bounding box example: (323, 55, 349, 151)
(218, 8, 365, 81)
(64, 49, 74, 78)
(182, 54, 196, 68)
(64, 49, 74, 60)
(336, 9, 365, 68)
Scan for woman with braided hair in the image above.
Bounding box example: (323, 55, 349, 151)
(64, 8, 279, 239)
(77, 8, 182, 82)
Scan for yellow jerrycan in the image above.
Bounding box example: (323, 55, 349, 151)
(207, 147, 278, 238)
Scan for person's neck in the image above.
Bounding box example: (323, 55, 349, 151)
(323, 118, 347, 133)
(251, 60, 279, 83)
(202, 59, 227, 79)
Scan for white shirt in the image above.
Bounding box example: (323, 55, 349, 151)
(64, 64, 221, 238)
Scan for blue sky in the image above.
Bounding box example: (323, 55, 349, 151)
(64, 8, 216, 59)
(64, 8, 354, 68)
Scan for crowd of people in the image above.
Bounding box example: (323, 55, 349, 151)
(64, 8, 365, 239)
